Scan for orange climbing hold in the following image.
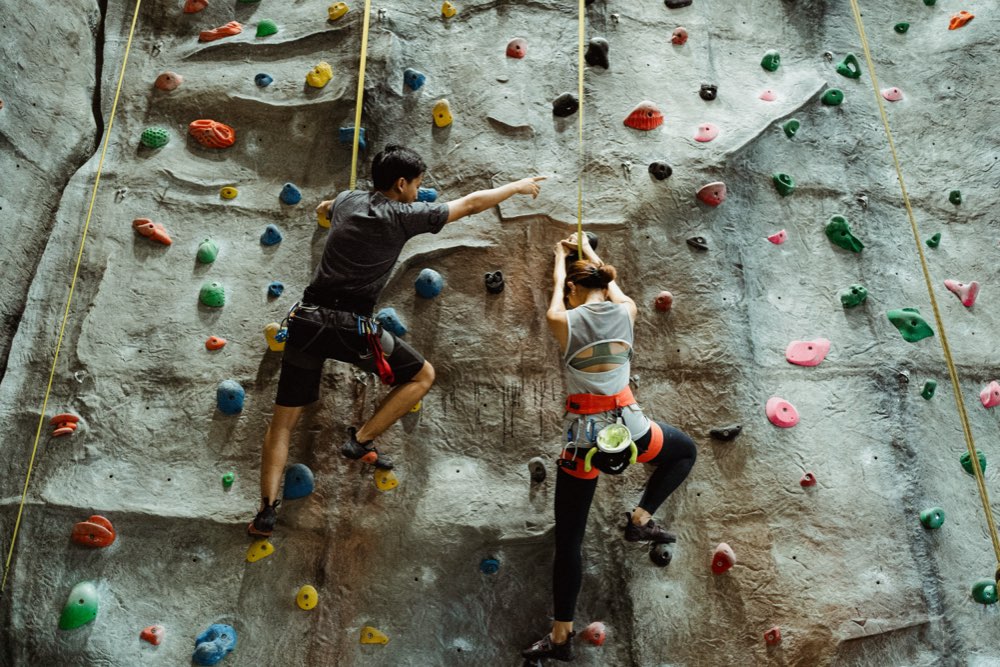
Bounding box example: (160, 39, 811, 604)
(581, 621, 606, 646)
(183, 0, 207, 13)
(623, 101, 664, 131)
(71, 515, 116, 548)
(189, 119, 236, 149)
(205, 336, 227, 350)
(50, 412, 80, 437)
(199, 21, 242, 42)
(154, 72, 183, 91)
(949, 11, 974, 30)
(132, 218, 173, 245)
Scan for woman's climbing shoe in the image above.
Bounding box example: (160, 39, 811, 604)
(341, 427, 394, 470)
(623, 512, 676, 544)
(247, 499, 280, 537)
(521, 632, 576, 662)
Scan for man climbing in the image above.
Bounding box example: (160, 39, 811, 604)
(248, 144, 545, 537)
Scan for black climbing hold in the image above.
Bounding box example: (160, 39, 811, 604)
(699, 83, 718, 101)
(566, 232, 598, 263)
(650, 543, 672, 567)
(648, 162, 673, 181)
(528, 457, 546, 484)
(552, 92, 579, 118)
(485, 270, 505, 294)
(665, 0, 693, 8)
(686, 236, 708, 251)
(585, 38, 609, 69)
(710, 423, 742, 441)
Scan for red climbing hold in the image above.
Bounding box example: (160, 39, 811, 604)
(694, 123, 719, 142)
(623, 101, 664, 131)
(767, 230, 787, 245)
(696, 182, 727, 207)
(51, 413, 80, 436)
(189, 119, 236, 149)
(800, 472, 817, 487)
(943, 279, 979, 307)
(981, 381, 1000, 409)
(183, 0, 207, 13)
(132, 218, 173, 245)
(765, 396, 799, 428)
(581, 621, 606, 646)
(141, 625, 165, 645)
(764, 626, 782, 646)
(71, 515, 116, 548)
(199, 21, 242, 42)
(506, 38, 527, 58)
(785, 338, 830, 367)
(654, 291, 673, 312)
(154, 72, 183, 91)
(205, 336, 227, 350)
(949, 11, 974, 30)
(671, 27, 688, 46)
(711, 543, 736, 574)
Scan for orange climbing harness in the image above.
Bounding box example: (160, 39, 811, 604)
(348, 0, 372, 189)
(565, 386, 635, 415)
(0, 0, 144, 594)
(848, 0, 1000, 579)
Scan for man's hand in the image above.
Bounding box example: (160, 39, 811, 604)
(316, 199, 334, 221)
(514, 176, 546, 198)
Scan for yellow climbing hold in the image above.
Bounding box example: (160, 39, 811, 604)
(441, 1, 457, 18)
(264, 322, 285, 352)
(432, 99, 453, 128)
(296, 585, 319, 610)
(327, 2, 348, 21)
(306, 61, 333, 88)
(246, 539, 274, 563)
(220, 186, 238, 200)
(374, 469, 398, 492)
(317, 209, 331, 229)
(409, 401, 421, 413)
(360, 626, 389, 645)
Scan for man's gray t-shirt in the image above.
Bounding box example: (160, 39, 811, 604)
(304, 190, 449, 314)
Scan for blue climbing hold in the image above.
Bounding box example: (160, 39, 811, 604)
(254, 73, 273, 87)
(375, 307, 407, 337)
(267, 281, 284, 298)
(479, 557, 500, 574)
(260, 224, 283, 246)
(216, 380, 245, 415)
(339, 126, 366, 150)
(403, 68, 426, 91)
(193, 624, 237, 666)
(417, 187, 438, 202)
(283, 463, 315, 500)
(279, 183, 302, 205)
(415, 268, 444, 299)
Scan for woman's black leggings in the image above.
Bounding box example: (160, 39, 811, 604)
(552, 421, 697, 622)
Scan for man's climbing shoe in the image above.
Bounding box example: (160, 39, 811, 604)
(623, 512, 676, 544)
(341, 427, 394, 470)
(521, 632, 576, 662)
(247, 499, 279, 538)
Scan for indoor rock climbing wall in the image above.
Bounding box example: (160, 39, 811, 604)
(1, 0, 999, 665)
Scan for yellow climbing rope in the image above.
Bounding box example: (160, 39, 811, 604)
(348, 0, 372, 190)
(576, 0, 585, 254)
(847, 0, 1000, 577)
(0, 0, 145, 594)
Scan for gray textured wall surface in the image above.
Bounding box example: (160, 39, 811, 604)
(2, 0, 999, 665)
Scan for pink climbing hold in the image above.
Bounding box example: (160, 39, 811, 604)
(785, 338, 830, 367)
(980, 381, 1000, 409)
(711, 543, 736, 574)
(881, 87, 903, 102)
(654, 291, 673, 312)
(506, 38, 527, 59)
(696, 182, 727, 207)
(764, 626, 782, 646)
(694, 122, 719, 142)
(766, 396, 799, 428)
(800, 472, 817, 487)
(581, 621, 606, 646)
(767, 230, 787, 245)
(671, 27, 688, 46)
(943, 279, 979, 307)
(623, 101, 664, 131)
(759, 89, 777, 102)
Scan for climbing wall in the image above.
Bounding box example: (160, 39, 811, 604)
(2, 0, 999, 665)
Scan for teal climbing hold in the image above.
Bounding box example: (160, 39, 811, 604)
(835, 53, 862, 79)
(479, 557, 500, 574)
(921, 380, 937, 400)
(840, 284, 868, 308)
(199, 282, 225, 308)
(821, 88, 845, 106)
(140, 126, 170, 149)
(926, 232, 941, 248)
(886, 307, 934, 343)
(772, 173, 795, 197)
(59, 582, 99, 630)
(197, 239, 219, 264)
(894, 22, 910, 34)
(783, 118, 800, 138)
(825, 215, 864, 252)
(760, 50, 781, 72)
(960, 450, 986, 476)
(919, 507, 945, 529)
(256, 19, 278, 37)
(973, 579, 998, 605)
(949, 190, 962, 205)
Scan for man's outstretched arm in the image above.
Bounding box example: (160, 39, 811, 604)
(445, 176, 545, 223)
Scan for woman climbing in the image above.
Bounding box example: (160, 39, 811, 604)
(521, 233, 697, 663)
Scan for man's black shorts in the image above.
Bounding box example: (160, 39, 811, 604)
(275, 304, 426, 407)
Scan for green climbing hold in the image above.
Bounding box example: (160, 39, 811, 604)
(921, 380, 937, 400)
(59, 582, 99, 630)
(825, 215, 864, 252)
(840, 284, 868, 308)
(821, 88, 845, 106)
(835, 53, 862, 79)
(196, 239, 219, 264)
(972, 579, 998, 605)
(960, 450, 986, 476)
(760, 50, 781, 72)
(140, 126, 170, 149)
(783, 118, 800, 138)
(772, 173, 795, 197)
(949, 190, 962, 205)
(926, 232, 941, 248)
(222, 472, 235, 488)
(894, 22, 910, 34)
(919, 507, 945, 529)
(923, 0, 936, 6)
(199, 281, 226, 308)
(256, 19, 278, 37)
(886, 307, 934, 343)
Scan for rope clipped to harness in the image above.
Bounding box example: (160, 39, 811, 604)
(358, 316, 394, 385)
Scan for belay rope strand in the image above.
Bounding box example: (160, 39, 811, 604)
(576, 0, 586, 254)
(847, 0, 1000, 579)
(348, 0, 373, 190)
